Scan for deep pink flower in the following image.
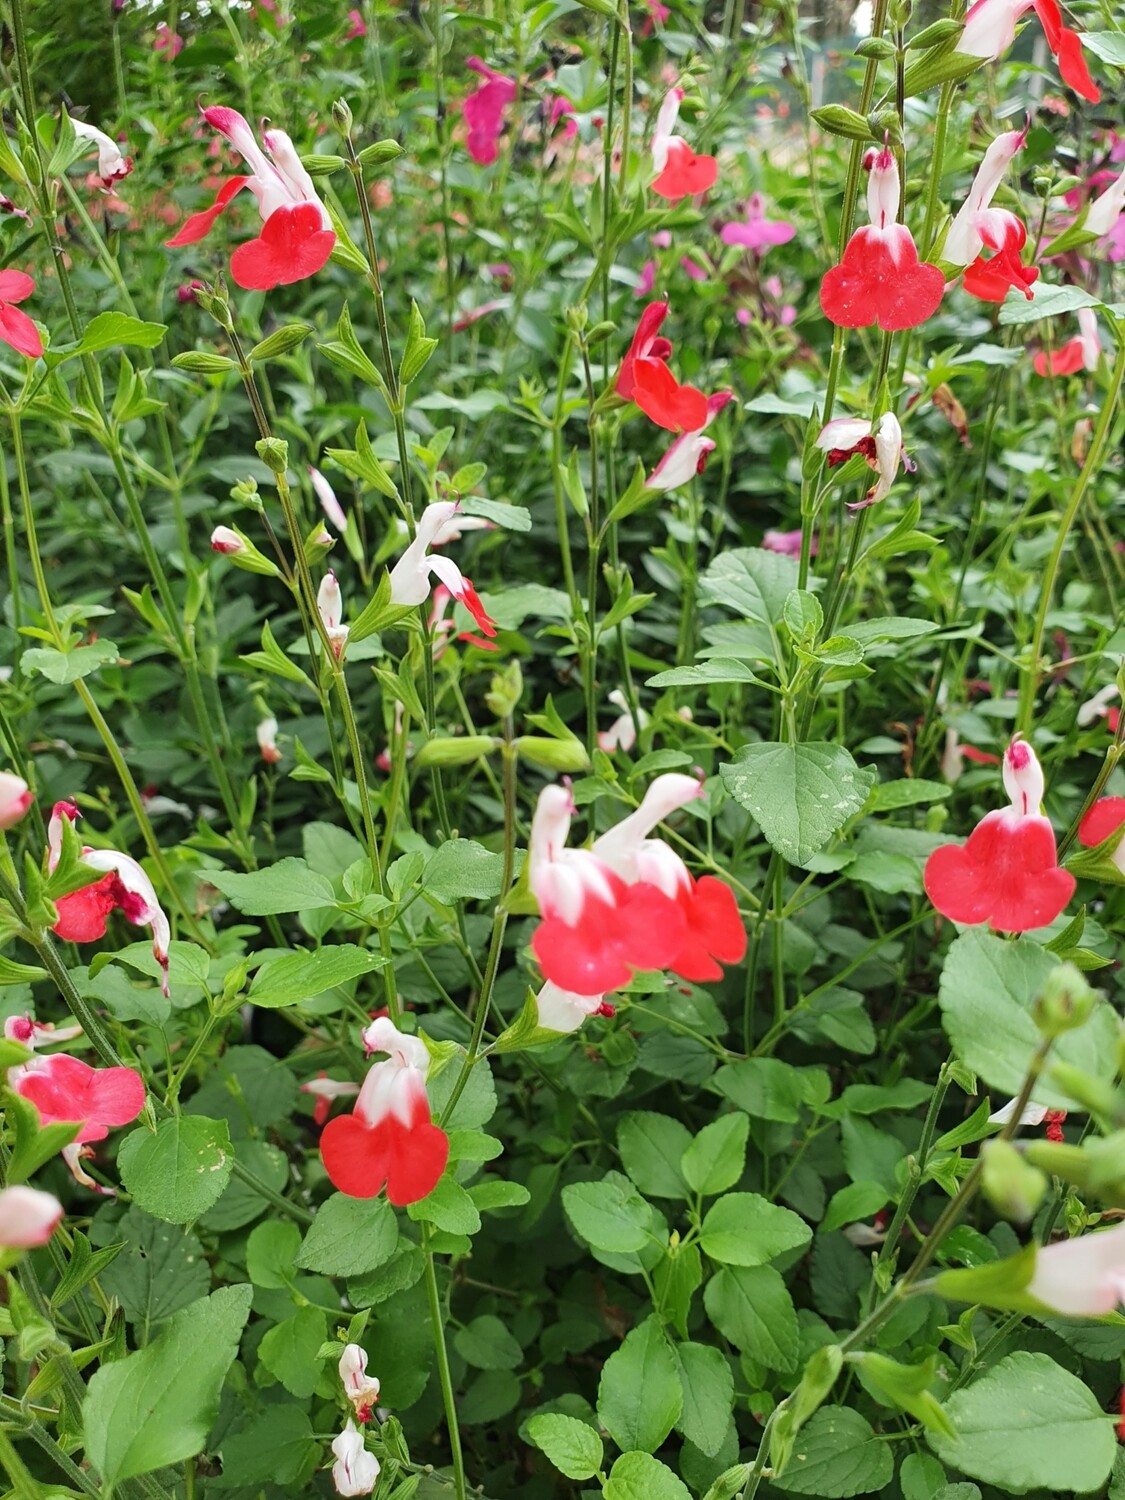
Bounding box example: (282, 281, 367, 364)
(549, 95, 577, 141)
(763, 528, 811, 558)
(720, 193, 795, 253)
(153, 21, 183, 57)
(0, 1186, 64, 1249)
(635, 259, 657, 298)
(463, 57, 517, 166)
(345, 9, 367, 39)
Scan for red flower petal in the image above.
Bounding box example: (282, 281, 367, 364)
(652, 141, 718, 201)
(456, 577, 497, 637)
(52, 874, 119, 943)
(924, 810, 1076, 933)
(532, 882, 687, 995)
(616, 301, 672, 401)
(1078, 797, 1125, 849)
(669, 875, 747, 982)
(820, 225, 946, 332)
(321, 1108, 449, 1206)
(1033, 339, 1086, 377)
(0, 302, 43, 359)
(228, 203, 336, 291)
(632, 359, 710, 433)
(164, 175, 251, 248)
(962, 221, 1038, 303)
(0, 270, 35, 303)
(1033, 0, 1101, 102)
(18, 1054, 145, 1144)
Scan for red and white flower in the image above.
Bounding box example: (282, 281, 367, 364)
(0, 772, 33, 830)
(651, 87, 718, 201)
(816, 412, 911, 509)
(72, 118, 132, 185)
(309, 465, 349, 532)
(338, 1343, 381, 1423)
(331, 1420, 381, 1497)
(257, 716, 282, 764)
(300, 1073, 360, 1126)
(1033, 307, 1101, 376)
(1077, 797, 1125, 877)
(943, 129, 1038, 303)
(647, 391, 734, 491)
(210, 525, 244, 556)
(47, 802, 172, 996)
(319, 1018, 449, 1206)
(534, 981, 616, 1033)
(388, 502, 497, 640)
(0, 1186, 64, 1249)
(956, 0, 1100, 105)
(1082, 164, 1125, 239)
(923, 736, 1076, 933)
(819, 146, 945, 331)
(317, 571, 349, 660)
(165, 107, 336, 292)
(597, 690, 649, 754)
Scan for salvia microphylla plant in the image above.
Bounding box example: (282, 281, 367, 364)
(1, 0, 1125, 1497)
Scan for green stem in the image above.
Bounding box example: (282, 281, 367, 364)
(0, 1427, 47, 1500)
(421, 1231, 468, 1500)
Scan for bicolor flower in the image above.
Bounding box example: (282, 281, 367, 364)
(819, 146, 945, 331)
(1078, 164, 1125, 240)
(388, 501, 497, 639)
(309, 465, 349, 532)
(535, 981, 616, 1033)
(1033, 307, 1101, 375)
(647, 390, 734, 490)
(1024, 1222, 1125, 1316)
(319, 1018, 449, 1206)
(165, 107, 336, 292)
(429, 584, 498, 657)
(4, 1015, 84, 1050)
(72, 118, 132, 185)
(47, 802, 172, 995)
(0, 1186, 64, 1250)
(720, 194, 795, 253)
(1077, 683, 1120, 735)
(463, 57, 517, 166)
(0, 271, 44, 359)
(339, 1344, 381, 1423)
(257, 716, 282, 764)
(300, 1072, 360, 1126)
(923, 736, 1076, 932)
(331, 1420, 381, 1497)
(317, 571, 349, 659)
(651, 88, 718, 201)
(7, 1044, 144, 1151)
(153, 21, 183, 57)
(1077, 797, 1125, 877)
(597, 689, 649, 754)
(0, 772, 33, 829)
(210, 526, 244, 555)
(988, 1097, 1067, 1140)
(943, 129, 1037, 302)
(815, 412, 911, 508)
(956, 0, 1100, 104)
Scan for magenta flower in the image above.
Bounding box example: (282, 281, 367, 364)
(721, 194, 795, 253)
(463, 57, 517, 166)
(763, 529, 811, 558)
(635, 259, 657, 297)
(345, 8, 366, 39)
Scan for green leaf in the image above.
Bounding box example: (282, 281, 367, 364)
(712, 1057, 824, 1124)
(246, 1220, 302, 1289)
(671, 1342, 734, 1457)
(0, 954, 48, 986)
(22, 641, 119, 684)
(597, 1316, 682, 1453)
(187, 1046, 299, 1136)
(869, 779, 951, 810)
(249, 944, 385, 1008)
(721, 743, 875, 865)
(700, 1193, 811, 1266)
(772, 1406, 895, 1495)
(857, 1352, 956, 1439)
(407, 1176, 481, 1235)
(654, 1240, 702, 1339)
(422, 839, 507, 904)
(822, 1181, 890, 1235)
(603, 1452, 692, 1500)
(681, 1114, 749, 1197)
(1082, 31, 1125, 66)
(454, 1314, 523, 1370)
(206, 858, 337, 915)
(928, 1352, 1116, 1493)
(939, 931, 1119, 1107)
(998, 283, 1102, 326)
(83, 1284, 251, 1485)
(526, 1413, 603, 1482)
(295, 1194, 398, 1276)
(216, 1405, 318, 1489)
(459, 495, 532, 532)
(562, 1173, 653, 1253)
(617, 1112, 692, 1198)
(703, 1265, 799, 1371)
(99, 1207, 210, 1339)
(55, 312, 167, 361)
(700, 547, 801, 624)
(258, 1306, 327, 1398)
(117, 1115, 233, 1223)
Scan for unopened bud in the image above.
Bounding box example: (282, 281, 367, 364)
(208, 525, 279, 577)
(1033, 963, 1098, 1038)
(332, 98, 354, 135)
(514, 736, 591, 773)
(0, 772, 33, 831)
(256, 717, 282, 765)
(414, 735, 497, 767)
(1002, 734, 1044, 816)
(255, 436, 289, 476)
(210, 525, 244, 555)
(565, 304, 588, 335)
(485, 660, 523, 719)
(1024, 1138, 1091, 1188)
(231, 476, 261, 508)
(981, 1139, 1046, 1223)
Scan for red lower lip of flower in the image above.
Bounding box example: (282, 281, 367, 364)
(533, 882, 688, 995)
(320, 1108, 449, 1206)
(1078, 796, 1125, 849)
(668, 875, 747, 982)
(632, 359, 709, 433)
(924, 810, 1076, 933)
(653, 143, 718, 201)
(228, 203, 336, 291)
(1033, 339, 1086, 377)
(820, 226, 945, 331)
(17, 1054, 146, 1144)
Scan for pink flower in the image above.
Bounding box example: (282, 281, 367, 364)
(647, 390, 734, 492)
(956, 0, 1100, 104)
(1033, 306, 1101, 375)
(549, 95, 577, 142)
(638, 0, 670, 34)
(153, 21, 183, 57)
(924, 736, 1076, 933)
(762, 528, 811, 558)
(0, 772, 33, 830)
(819, 146, 945, 331)
(345, 8, 367, 39)
(680, 255, 709, 282)
(0, 1186, 64, 1249)
(210, 525, 244, 555)
(0, 270, 44, 360)
(47, 802, 172, 996)
(651, 88, 718, 201)
(815, 412, 910, 509)
(1024, 1222, 1125, 1315)
(720, 193, 795, 253)
(309, 465, 349, 532)
(320, 1019, 449, 1206)
(463, 57, 517, 166)
(176, 279, 203, 303)
(635, 259, 657, 298)
(1081, 164, 1125, 240)
(339, 1344, 381, 1422)
(332, 1421, 380, 1497)
(452, 299, 505, 332)
(165, 107, 335, 292)
(72, 119, 132, 185)
(388, 501, 497, 640)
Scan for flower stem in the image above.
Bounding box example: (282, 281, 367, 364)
(421, 1229, 468, 1500)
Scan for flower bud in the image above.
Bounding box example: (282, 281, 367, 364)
(1033, 963, 1098, 1038)
(208, 525, 280, 577)
(414, 735, 497, 767)
(0, 772, 33, 830)
(255, 436, 290, 476)
(0, 1185, 64, 1248)
(332, 98, 355, 135)
(514, 735, 591, 773)
(338, 1343, 381, 1420)
(210, 525, 244, 555)
(981, 1138, 1047, 1223)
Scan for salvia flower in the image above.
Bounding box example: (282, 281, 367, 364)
(597, 689, 649, 754)
(319, 1018, 449, 1206)
(331, 1420, 381, 1497)
(463, 57, 517, 166)
(988, 1098, 1066, 1140)
(429, 584, 498, 657)
(0, 271, 44, 360)
(956, 0, 1100, 104)
(48, 802, 172, 995)
(257, 716, 282, 764)
(1024, 1222, 1125, 1316)
(535, 981, 616, 1033)
(1033, 307, 1101, 376)
(819, 146, 945, 331)
(1077, 683, 1120, 732)
(1078, 164, 1125, 241)
(763, 529, 812, 558)
(72, 118, 132, 185)
(345, 8, 366, 40)
(651, 87, 718, 201)
(339, 1344, 381, 1423)
(210, 525, 244, 555)
(165, 107, 336, 292)
(6, 1019, 145, 1159)
(309, 465, 349, 532)
(300, 1073, 360, 1126)
(943, 129, 1038, 302)
(1077, 797, 1125, 878)
(388, 501, 497, 640)
(317, 571, 349, 659)
(923, 736, 1076, 933)
(0, 1186, 64, 1249)
(815, 412, 911, 509)
(647, 390, 734, 490)
(720, 193, 795, 253)
(0, 772, 33, 829)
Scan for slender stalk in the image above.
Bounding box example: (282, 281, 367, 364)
(0, 1427, 47, 1500)
(421, 1231, 468, 1500)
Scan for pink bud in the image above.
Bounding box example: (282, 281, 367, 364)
(0, 772, 33, 830)
(1003, 734, 1045, 817)
(0, 1185, 64, 1248)
(210, 526, 244, 555)
(256, 717, 282, 765)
